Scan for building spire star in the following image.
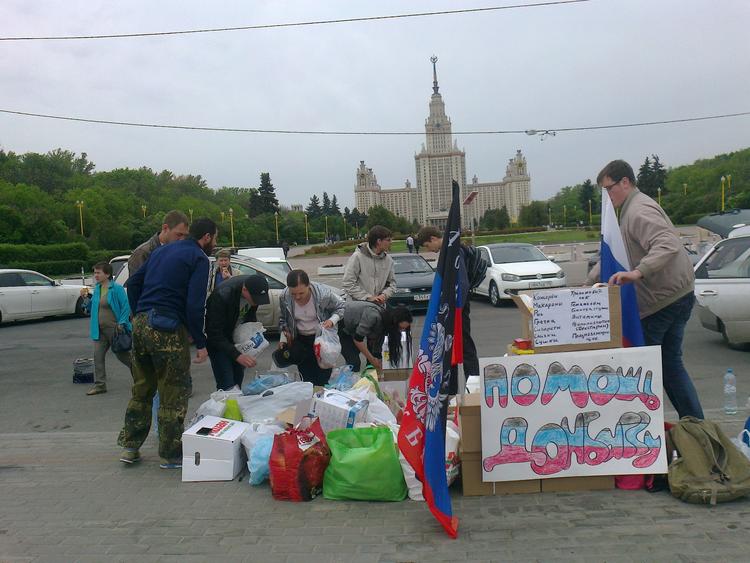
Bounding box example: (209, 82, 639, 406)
(430, 55, 439, 94)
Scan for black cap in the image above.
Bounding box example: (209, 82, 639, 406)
(243, 275, 270, 305)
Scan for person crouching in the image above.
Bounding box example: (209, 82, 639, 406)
(205, 275, 270, 391)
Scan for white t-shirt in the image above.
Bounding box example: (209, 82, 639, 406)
(294, 297, 319, 335)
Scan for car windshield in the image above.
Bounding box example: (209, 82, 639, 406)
(393, 256, 433, 274)
(489, 245, 547, 264)
(262, 261, 292, 278)
(695, 237, 750, 279)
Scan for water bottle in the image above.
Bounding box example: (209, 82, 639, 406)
(382, 336, 390, 368)
(724, 368, 737, 415)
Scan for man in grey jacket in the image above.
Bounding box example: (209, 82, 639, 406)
(276, 269, 345, 385)
(589, 159, 703, 419)
(342, 225, 397, 304)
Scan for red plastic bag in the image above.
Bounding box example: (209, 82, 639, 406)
(269, 417, 331, 501)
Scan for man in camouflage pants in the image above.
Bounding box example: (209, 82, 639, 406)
(118, 218, 217, 468)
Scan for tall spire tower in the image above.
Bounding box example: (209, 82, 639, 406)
(414, 56, 467, 229)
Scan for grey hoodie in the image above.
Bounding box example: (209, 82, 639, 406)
(342, 243, 397, 301)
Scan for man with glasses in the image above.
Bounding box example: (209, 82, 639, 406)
(588, 160, 703, 419)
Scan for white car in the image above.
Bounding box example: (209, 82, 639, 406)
(115, 254, 286, 333)
(473, 243, 567, 306)
(0, 269, 88, 324)
(235, 247, 292, 279)
(694, 231, 750, 347)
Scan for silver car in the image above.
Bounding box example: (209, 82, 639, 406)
(694, 232, 750, 348)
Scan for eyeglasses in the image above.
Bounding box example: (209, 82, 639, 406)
(601, 179, 621, 192)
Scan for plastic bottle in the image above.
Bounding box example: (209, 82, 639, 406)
(724, 368, 737, 415)
(382, 336, 390, 368)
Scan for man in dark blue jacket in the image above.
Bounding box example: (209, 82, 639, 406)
(118, 218, 217, 469)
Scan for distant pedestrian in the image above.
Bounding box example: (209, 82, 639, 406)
(342, 225, 397, 305)
(206, 275, 270, 390)
(84, 262, 132, 396)
(416, 225, 488, 393)
(275, 270, 345, 386)
(127, 210, 189, 275)
(209, 248, 240, 292)
(406, 235, 415, 254)
(588, 159, 703, 419)
(118, 218, 217, 469)
(282, 241, 290, 259)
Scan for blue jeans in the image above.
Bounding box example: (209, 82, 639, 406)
(641, 292, 704, 419)
(208, 348, 245, 391)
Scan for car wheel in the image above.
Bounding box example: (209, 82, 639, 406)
(489, 282, 502, 307)
(75, 297, 88, 317)
(719, 319, 750, 351)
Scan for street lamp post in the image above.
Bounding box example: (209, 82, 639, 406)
(228, 208, 235, 248)
(657, 187, 662, 207)
(343, 217, 347, 239)
(721, 176, 726, 211)
(75, 200, 84, 236)
(274, 211, 280, 244)
(304, 213, 309, 244)
(548, 206, 552, 228)
(188, 208, 193, 222)
(141, 204, 147, 218)
(588, 199, 592, 226)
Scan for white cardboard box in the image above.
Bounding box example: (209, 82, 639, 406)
(310, 390, 369, 433)
(182, 416, 251, 482)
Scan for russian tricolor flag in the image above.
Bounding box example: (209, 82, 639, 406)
(599, 190, 645, 347)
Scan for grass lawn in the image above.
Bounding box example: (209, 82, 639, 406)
(300, 229, 599, 256)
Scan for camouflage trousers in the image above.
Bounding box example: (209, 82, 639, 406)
(117, 312, 191, 461)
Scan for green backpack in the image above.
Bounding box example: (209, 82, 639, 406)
(669, 417, 750, 504)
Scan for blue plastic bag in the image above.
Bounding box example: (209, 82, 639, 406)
(242, 373, 291, 395)
(248, 435, 274, 485)
(328, 365, 358, 391)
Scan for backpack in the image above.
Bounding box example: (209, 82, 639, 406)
(668, 417, 750, 504)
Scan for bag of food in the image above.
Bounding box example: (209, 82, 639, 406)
(323, 426, 407, 501)
(269, 417, 331, 501)
(313, 327, 341, 369)
(233, 322, 269, 358)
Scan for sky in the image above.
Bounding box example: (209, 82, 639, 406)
(2, 0, 749, 209)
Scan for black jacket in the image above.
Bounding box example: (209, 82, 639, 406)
(205, 275, 258, 359)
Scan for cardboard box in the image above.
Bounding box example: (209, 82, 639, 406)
(182, 416, 250, 482)
(510, 286, 623, 354)
(382, 368, 411, 382)
(458, 393, 482, 453)
(310, 390, 369, 433)
(460, 451, 541, 496)
(540, 475, 615, 492)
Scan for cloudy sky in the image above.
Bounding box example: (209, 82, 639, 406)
(2, 0, 748, 209)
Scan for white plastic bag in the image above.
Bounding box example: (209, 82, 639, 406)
(233, 322, 269, 358)
(314, 327, 341, 369)
(235, 382, 314, 423)
(240, 420, 287, 485)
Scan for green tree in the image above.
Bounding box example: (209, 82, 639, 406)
(637, 156, 655, 197)
(579, 179, 595, 211)
(306, 194, 322, 219)
(322, 192, 331, 215)
(518, 201, 548, 227)
(365, 205, 410, 233)
(256, 172, 279, 214)
(651, 154, 667, 194)
(331, 194, 341, 215)
(479, 207, 510, 230)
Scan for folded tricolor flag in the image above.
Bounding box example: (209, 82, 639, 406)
(599, 190, 645, 347)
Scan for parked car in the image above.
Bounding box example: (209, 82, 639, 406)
(693, 231, 750, 348)
(235, 247, 292, 279)
(586, 245, 699, 275)
(0, 269, 88, 324)
(114, 253, 287, 333)
(473, 243, 566, 306)
(387, 253, 435, 312)
(109, 255, 130, 280)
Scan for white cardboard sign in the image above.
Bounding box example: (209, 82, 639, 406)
(532, 287, 611, 347)
(480, 346, 667, 482)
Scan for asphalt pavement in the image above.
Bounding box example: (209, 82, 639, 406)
(1, 256, 750, 562)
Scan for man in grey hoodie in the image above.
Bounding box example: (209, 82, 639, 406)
(342, 225, 397, 304)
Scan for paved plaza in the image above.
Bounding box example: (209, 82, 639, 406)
(2, 251, 749, 562)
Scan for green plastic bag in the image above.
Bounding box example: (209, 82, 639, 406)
(323, 426, 407, 501)
(223, 399, 243, 421)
